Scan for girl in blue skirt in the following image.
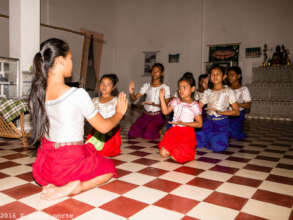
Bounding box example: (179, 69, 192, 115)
(227, 66, 251, 140)
(196, 65, 240, 152)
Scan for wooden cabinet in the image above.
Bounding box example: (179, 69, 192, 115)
(0, 56, 32, 146)
(0, 57, 21, 98)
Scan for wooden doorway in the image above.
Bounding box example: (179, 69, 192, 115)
(80, 29, 104, 97)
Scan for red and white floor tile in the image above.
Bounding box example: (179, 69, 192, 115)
(0, 119, 293, 220)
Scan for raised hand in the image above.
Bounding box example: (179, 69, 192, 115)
(129, 81, 135, 94)
(159, 88, 165, 99)
(116, 92, 128, 116)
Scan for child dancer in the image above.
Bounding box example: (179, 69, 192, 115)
(195, 73, 209, 101)
(128, 63, 170, 140)
(196, 65, 240, 152)
(228, 66, 251, 140)
(29, 38, 128, 200)
(159, 73, 202, 163)
(167, 72, 194, 130)
(195, 73, 209, 120)
(86, 74, 122, 156)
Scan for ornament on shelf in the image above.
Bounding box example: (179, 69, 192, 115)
(270, 45, 282, 65)
(263, 44, 269, 67)
(281, 45, 291, 66)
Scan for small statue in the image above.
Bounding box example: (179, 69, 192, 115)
(270, 45, 282, 65)
(280, 45, 286, 65)
(281, 45, 291, 65)
(263, 44, 268, 67)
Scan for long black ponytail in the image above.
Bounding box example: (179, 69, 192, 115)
(28, 38, 70, 145)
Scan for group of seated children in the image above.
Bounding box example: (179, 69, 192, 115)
(30, 38, 251, 200)
(128, 64, 251, 161)
(86, 63, 252, 163)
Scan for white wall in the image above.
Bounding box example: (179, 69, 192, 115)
(0, 0, 9, 57)
(47, 0, 117, 83)
(203, 0, 293, 84)
(45, 0, 203, 94)
(1, 0, 293, 90)
(109, 0, 203, 94)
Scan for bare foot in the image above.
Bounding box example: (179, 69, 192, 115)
(42, 184, 55, 194)
(160, 147, 170, 158)
(170, 156, 178, 162)
(41, 180, 81, 200)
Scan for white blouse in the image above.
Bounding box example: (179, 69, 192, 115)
(170, 98, 201, 127)
(92, 97, 117, 119)
(45, 88, 97, 143)
(200, 87, 237, 117)
(231, 86, 251, 111)
(195, 91, 204, 101)
(139, 83, 170, 112)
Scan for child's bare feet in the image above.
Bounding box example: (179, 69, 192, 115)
(40, 180, 81, 200)
(42, 184, 55, 194)
(170, 156, 178, 162)
(160, 147, 170, 158)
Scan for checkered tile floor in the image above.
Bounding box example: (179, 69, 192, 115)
(0, 118, 293, 220)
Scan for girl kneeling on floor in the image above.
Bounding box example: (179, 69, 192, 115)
(158, 73, 202, 163)
(196, 65, 240, 152)
(29, 38, 128, 200)
(227, 66, 251, 140)
(128, 63, 170, 140)
(86, 74, 122, 157)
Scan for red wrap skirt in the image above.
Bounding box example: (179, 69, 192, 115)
(33, 138, 117, 186)
(159, 126, 197, 163)
(86, 128, 121, 157)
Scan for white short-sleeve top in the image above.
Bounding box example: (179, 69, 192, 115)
(195, 91, 204, 101)
(200, 87, 237, 117)
(139, 83, 170, 112)
(45, 88, 97, 143)
(231, 86, 251, 111)
(170, 98, 201, 127)
(173, 91, 178, 98)
(92, 97, 117, 119)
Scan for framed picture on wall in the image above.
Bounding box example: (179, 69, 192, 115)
(245, 47, 261, 58)
(208, 43, 240, 72)
(143, 51, 159, 75)
(209, 43, 239, 63)
(168, 53, 180, 63)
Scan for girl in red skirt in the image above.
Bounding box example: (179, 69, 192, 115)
(28, 38, 128, 200)
(159, 73, 202, 163)
(86, 74, 121, 157)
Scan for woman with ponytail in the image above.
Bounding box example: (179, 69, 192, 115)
(29, 38, 128, 200)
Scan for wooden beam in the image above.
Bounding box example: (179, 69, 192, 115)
(0, 13, 105, 43)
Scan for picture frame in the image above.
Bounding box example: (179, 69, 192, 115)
(209, 44, 239, 63)
(207, 43, 240, 72)
(143, 51, 159, 75)
(168, 53, 180, 63)
(245, 47, 261, 58)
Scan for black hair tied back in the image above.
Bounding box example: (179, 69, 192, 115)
(28, 38, 70, 146)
